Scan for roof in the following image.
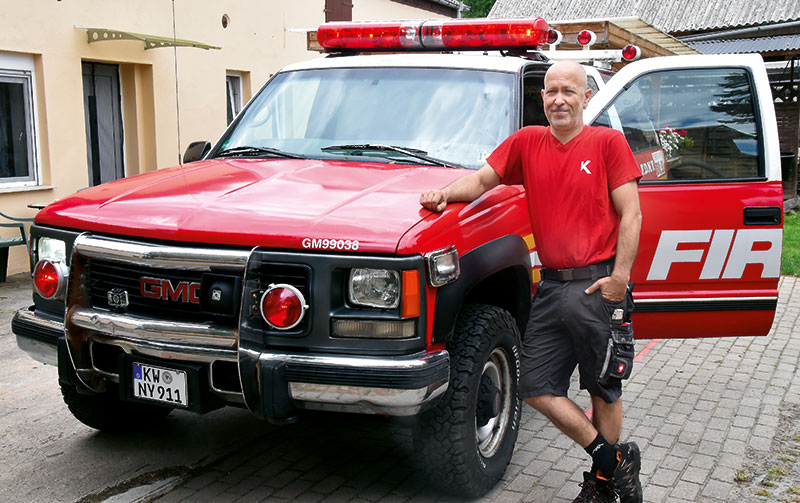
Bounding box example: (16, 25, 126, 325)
(688, 34, 800, 55)
(279, 53, 533, 74)
(489, 0, 800, 34)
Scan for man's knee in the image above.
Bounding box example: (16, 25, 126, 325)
(524, 393, 558, 412)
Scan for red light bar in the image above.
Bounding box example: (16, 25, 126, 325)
(317, 18, 549, 52)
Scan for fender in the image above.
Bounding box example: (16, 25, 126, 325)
(432, 235, 532, 344)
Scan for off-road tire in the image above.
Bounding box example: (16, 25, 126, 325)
(61, 382, 171, 433)
(414, 303, 522, 498)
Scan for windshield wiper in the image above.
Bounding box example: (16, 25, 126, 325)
(214, 146, 306, 159)
(321, 143, 462, 169)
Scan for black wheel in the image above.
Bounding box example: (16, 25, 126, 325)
(61, 382, 171, 433)
(414, 304, 522, 498)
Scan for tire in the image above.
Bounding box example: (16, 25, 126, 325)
(61, 382, 171, 433)
(414, 304, 522, 498)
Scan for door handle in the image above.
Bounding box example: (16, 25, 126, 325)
(743, 206, 781, 226)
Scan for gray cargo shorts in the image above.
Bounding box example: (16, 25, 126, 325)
(518, 277, 634, 404)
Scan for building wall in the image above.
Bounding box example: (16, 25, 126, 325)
(0, 0, 451, 278)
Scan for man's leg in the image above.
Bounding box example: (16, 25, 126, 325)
(524, 394, 597, 447)
(591, 394, 622, 444)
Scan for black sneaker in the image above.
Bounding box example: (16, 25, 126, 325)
(573, 472, 618, 502)
(609, 442, 642, 503)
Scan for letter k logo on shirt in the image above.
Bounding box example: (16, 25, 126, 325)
(580, 160, 592, 175)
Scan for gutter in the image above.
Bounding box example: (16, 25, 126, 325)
(679, 20, 800, 42)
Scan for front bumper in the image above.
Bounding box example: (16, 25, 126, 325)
(13, 306, 449, 416)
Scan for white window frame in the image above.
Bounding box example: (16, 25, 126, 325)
(0, 52, 40, 189)
(226, 72, 243, 125)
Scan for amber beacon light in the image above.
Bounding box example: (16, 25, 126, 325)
(317, 18, 550, 52)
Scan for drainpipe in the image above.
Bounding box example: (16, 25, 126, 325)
(678, 20, 800, 42)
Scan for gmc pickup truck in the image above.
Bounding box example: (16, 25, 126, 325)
(13, 18, 783, 497)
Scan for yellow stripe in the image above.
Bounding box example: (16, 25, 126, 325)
(523, 233, 535, 249)
(531, 269, 541, 283)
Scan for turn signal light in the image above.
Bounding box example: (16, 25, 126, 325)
(317, 18, 550, 52)
(260, 283, 308, 330)
(33, 259, 68, 299)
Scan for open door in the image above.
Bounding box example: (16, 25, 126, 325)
(586, 54, 783, 339)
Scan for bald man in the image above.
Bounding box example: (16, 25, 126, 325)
(421, 61, 643, 503)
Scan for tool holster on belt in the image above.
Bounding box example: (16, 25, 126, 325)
(599, 284, 635, 384)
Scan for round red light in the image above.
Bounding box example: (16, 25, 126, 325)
(546, 29, 562, 45)
(621, 44, 641, 61)
(260, 284, 307, 330)
(577, 30, 596, 46)
(33, 260, 62, 299)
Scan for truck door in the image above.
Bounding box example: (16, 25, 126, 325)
(586, 54, 783, 339)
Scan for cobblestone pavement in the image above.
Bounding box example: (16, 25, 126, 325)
(4, 276, 799, 502)
(145, 276, 800, 503)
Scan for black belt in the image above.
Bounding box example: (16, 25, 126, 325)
(541, 260, 613, 282)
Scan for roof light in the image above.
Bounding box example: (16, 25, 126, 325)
(546, 29, 562, 46)
(317, 18, 549, 52)
(621, 44, 641, 61)
(577, 30, 597, 48)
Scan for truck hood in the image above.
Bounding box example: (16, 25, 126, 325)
(37, 158, 465, 253)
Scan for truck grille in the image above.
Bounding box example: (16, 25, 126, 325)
(87, 259, 213, 323)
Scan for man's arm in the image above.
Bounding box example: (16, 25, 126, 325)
(420, 164, 502, 212)
(585, 179, 642, 301)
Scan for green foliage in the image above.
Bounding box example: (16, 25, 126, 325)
(460, 0, 497, 18)
(783, 212, 800, 276)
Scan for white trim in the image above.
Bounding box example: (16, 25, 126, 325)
(0, 51, 41, 189)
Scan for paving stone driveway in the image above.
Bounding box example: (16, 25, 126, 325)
(147, 276, 800, 503)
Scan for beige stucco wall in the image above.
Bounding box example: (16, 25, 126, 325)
(0, 0, 452, 278)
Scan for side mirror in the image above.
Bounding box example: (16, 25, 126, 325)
(183, 141, 211, 163)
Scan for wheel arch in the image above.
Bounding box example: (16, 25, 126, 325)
(431, 235, 532, 344)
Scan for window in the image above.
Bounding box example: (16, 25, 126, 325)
(593, 68, 761, 182)
(0, 53, 38, 187)
(226, 73, 242, 125)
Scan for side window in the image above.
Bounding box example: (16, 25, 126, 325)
(592, 68, 761, 182)
(0, 62, 38, 187)
(522, 73, 546, 127)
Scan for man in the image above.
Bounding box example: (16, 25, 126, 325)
(420, 60, 643, 503)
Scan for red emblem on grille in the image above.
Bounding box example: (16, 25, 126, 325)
(140, 277, 201, 304)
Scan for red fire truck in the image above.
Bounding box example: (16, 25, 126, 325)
(13, 18, 783, 497)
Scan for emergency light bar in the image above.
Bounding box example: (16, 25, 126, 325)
(317, 18, 549, 52)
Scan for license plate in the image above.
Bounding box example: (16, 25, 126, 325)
(132, 362, 188, 407)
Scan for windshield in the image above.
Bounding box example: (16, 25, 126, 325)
(219, 67, 516, 169)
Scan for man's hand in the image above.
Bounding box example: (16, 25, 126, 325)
(420, 189, 448, 212)
(585, 274, 628, 303)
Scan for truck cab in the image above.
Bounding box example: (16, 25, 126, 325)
(13, 18, 782, 498)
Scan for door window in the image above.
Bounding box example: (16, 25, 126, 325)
(592, 68, 761, 182)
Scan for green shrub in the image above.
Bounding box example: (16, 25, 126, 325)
(783, 212, 800, 276)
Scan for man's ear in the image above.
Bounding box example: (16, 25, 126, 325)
(583, 88, 592, 108)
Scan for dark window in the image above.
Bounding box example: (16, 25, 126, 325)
(593, 68, 761, 182)
(0, 72, 36, 183)
(325, 0, 353, 22)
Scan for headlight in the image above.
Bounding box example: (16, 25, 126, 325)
(37, 237, 67, 263)
(425, 246, 460, 287)
(348, 268, 400, 309)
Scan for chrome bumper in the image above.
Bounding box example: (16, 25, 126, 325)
(13, 307, 62, 366)
(14, 306, 450, 416)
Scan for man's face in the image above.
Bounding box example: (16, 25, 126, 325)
(541, 64, 592, 135)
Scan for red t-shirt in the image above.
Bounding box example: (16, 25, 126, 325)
(487, 126, 641, 269)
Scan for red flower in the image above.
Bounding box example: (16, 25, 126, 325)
(679, 129, 687, 135)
